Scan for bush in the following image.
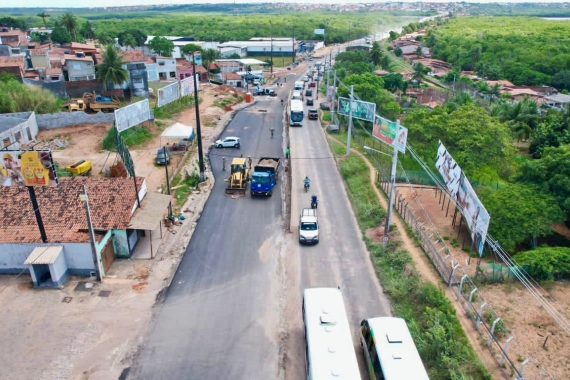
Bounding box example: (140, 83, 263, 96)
(513, 246, 570, 282)
(102, 126, 153, 151)
(153, 95, 196, 119)
(0, 74, 63, 114)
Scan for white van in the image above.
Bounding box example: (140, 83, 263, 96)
(294, 81, 304, 91)
(292, 91, 302, 100)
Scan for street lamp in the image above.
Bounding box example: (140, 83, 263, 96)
(191, 51, 206, 182)
(364, 145, 398, 249)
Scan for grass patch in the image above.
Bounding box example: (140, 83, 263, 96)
(330, 140, 491, 380)
(153, 95, 197, 120)
(213, 93, 244, 109)
(53, 161, 73, 178)
(102, 126, 153, 150)
(170, 169, 200, 213)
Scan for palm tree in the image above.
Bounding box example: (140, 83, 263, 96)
(60, 12, 78, 40)
(96, 45, 128, 90)
(82, 20, 95, 40)
(36, 11, 50, 27)
(415, 45, 423, 57)
(201, 48, 221, 80)
(498, 96, 540, 140)
(412, 62, 427, 83)
(123, 34, 137, 50)
(369, 41, 382, 66)
(488, 83, 501, 103)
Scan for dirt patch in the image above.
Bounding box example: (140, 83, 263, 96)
(365, 225, 385, 245)
(127, 265, 151, 281)
(131, 282, 148, 292)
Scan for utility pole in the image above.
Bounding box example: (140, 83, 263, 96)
(81, 185, 101, 281)
(28, 186, 47, 243)
(346, 85, 354, 155)
(291, 29, 295, 64)
(191, 51, 206, 182)
(163, 146, 173, 219)
(331, 70, 337, 123)
(270, 36, 273, 75)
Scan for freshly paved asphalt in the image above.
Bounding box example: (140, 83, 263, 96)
(132, 96, 287, 380)
(132, 61, 391, 380)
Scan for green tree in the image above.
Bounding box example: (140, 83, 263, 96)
(181, 44, 204, 56)
(51, 27, 72, 45)
(81, 20, 95, 40)
(516, 145, 570, 221)
(488, 83, 501, 103)
(415, 45, 423, 57)
(485, 183, 564, 251)
(552, 70, 570, 91)
(394, 47, 402, 57)
(388, 31, 399, 41)
(117, 30, 147, 48)
(513, 247, 570, 282)
(383, 73, 404, 93)
(412, 62, 429, 83)
(201, 48, 221, 76)
(96, 45, 129, 90)
(122, 34, 137, 50)
(96, 33, 114, 46)
(30, 31, 50, 44)
(36, 11, 50, 27)
(148, 36, 174, 57)
(497, 96, 540, 140)
(60, 12, 78, 40)
(369, 41, 382, 66)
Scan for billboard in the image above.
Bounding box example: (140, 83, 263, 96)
(327, 86, 335, 102)
(435, 141, 462, 199)
(372, 116, 408, 153)
(457, 173, 491, 256)
(1, 150, 58, 187)
(338, 97, 376, 122)
(157, 82, 180, 107)
(373, 115, 396, 145)
(314, 29, 325, 35)
(180, 75, 198, 97)
(115, 99, 151, 133)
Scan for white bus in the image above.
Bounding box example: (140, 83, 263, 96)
(360, 317, 429, 380)
(302, 288, 361, 380)
(290, 99, 305, 126)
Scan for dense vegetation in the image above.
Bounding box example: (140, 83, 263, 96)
(425, 17, 570, 89)
(0, 73, 61, 114)
(331, 141, 490, 380)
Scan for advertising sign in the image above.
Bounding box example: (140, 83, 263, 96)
(180, 76, 197, 97)
(337, 97, 376, 122)
(457, 173, 490, 256)
(1, 150, 58, 187)
(327, 86, 335, 102)
(157, 82, 180, 108)
(314, 29, 325, 35)
(395, 124, 408, 154)
(435, 141, 462, 200)
(373, 115, 396, 145)
(115, 99, 151, 133)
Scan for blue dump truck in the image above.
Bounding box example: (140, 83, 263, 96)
(250, 157, 280, 197)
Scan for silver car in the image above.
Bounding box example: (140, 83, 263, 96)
(215, 136, 241, 149)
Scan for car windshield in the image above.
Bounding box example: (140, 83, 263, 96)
(301, 222, 318, 231)
(157, 151, 166, 158)
(252, 174, 270, 184)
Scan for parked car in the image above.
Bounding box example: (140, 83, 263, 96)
(156, 148, 171, 165)
(326, 124, 340, 133)
(308, 109, 319, 120)
(320, 102, 330, 111)
(309, 82, 316, 88)
(305, 89, 313, 97)
(306, 97, 314, 106)
(302, 76, 309, 82)
(215, 136, 241, 149)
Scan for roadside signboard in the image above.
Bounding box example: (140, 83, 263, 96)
(1, 150, 58, 187)
(337, 97, 376, 122)
(395, 124, 408, 154)
(115, 99, 151, 133)
(157, 82, 180, 107)
(435, 141, 462, 200)
(372, 116, 408, 153)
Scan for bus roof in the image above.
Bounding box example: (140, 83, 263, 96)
(303, 288, 361, 380)
(291, 99, 304, 112)
(366, 317, 429, 380)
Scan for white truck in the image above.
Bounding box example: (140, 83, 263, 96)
(299, 208, 319, 244)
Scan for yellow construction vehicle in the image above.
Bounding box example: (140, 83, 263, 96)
(62, 92, 120, 113)
(225, 157, 249, 196)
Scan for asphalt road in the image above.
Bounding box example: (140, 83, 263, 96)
(131, 96, 288, 380)
(283, 63, 392, 380)
(132, 61, 392, 380)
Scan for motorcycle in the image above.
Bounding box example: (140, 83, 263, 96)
(311, 195, 318, 209)
(304, 182, 310, 192)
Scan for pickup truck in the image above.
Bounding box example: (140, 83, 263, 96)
(253, 88, 276, 97)
(299, 208, 319, 244)
(250, 157, 279, 196)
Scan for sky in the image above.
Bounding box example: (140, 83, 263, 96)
(2, 0, 570, 9)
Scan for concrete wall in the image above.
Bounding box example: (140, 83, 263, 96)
(64, 79, 102, 97)
(0, 112, 38, 149)
(30, 54, 49, 68)
(36, 111, 115, 130)
(23, 79, 68, 98)
(147, 63, 159, 81)
(0, 243, 94, 275)
(49, 252, 69, 286)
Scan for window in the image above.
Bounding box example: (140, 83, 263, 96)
(3, 138, 10, 147)
(159, 61, 165, 66)
(370, 346, 384, 380)
(169, 72, 176, 78)
(72, 62, 81, 70)
(133, 77, 142, 83)
(25, 127, 33, 142)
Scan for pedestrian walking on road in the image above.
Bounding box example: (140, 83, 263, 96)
(285, 147, 290, 159)
(270, 127, 275, 138)
(248, 155, 252, 169)
(222, 156, 226, 171)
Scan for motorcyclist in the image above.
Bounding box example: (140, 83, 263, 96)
(304, 176, 310, 190)
(311, 195, 318, 209)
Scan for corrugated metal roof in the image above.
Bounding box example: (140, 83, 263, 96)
(24, 246, 63, 265)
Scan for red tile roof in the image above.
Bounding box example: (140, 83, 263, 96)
(70, 42, 97, 51)
(223, 72, 242, 80)
(0, 177, 145, 244)
(0, 57, 25, 68)
(120, 50, 153, 63)
(64, 54, 94, 63)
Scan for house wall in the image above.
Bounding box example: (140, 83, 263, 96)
(64, 79, 102, 97)
(156, 58, 177, 79)
(146, 63, 159, 81)
(0, 243, 94, 275)
(0, 112, 39, 149)
(1, 110, 115, 130)
(65, 60, 95, 81)
(30, 55, 49, 68)
(112, 230, 130, 258)
(49, 252, 69, 286)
